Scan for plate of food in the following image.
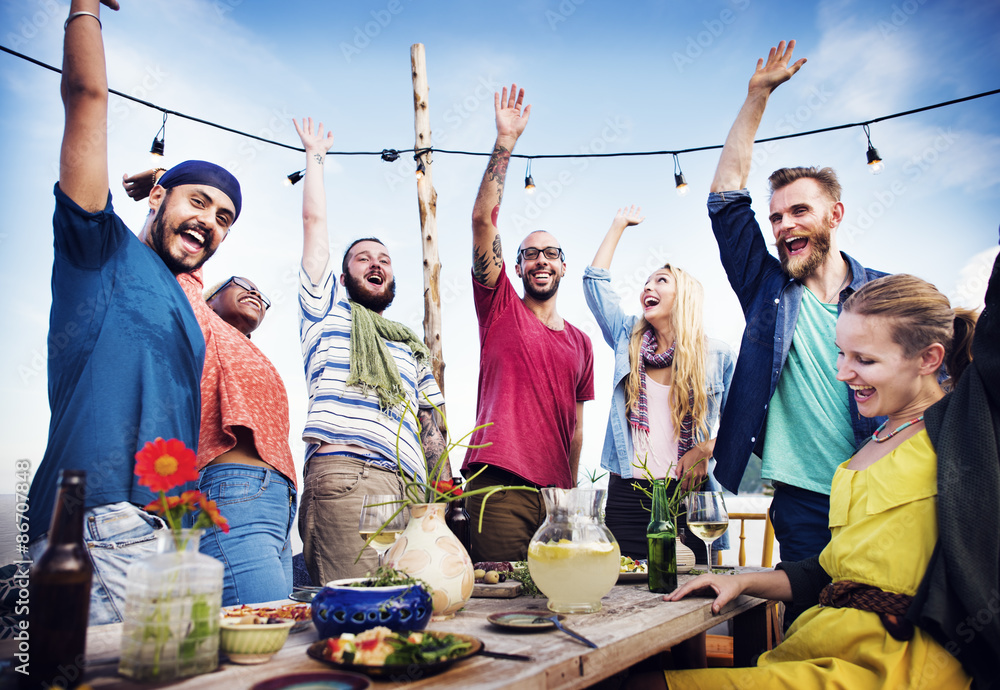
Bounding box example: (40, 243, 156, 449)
(307, 628, 482, 679)
(618, 556, 648, 583)
(223, 603, 313, 633)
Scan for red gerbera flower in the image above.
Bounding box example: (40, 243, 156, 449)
(134, 438, 199, 493)
(142, 494, 184, 514)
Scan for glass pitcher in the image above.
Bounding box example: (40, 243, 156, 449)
(527, 488, 621, 613)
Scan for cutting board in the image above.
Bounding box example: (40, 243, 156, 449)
(472, 580, 523, 598)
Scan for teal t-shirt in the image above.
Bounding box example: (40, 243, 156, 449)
(762, 288, 855, 495)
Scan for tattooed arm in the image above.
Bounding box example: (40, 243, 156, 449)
(293, 117, 336, 283)
(471, 84, 531, 288)
(418, 406, 451, 481)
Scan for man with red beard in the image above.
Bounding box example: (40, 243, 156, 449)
(461, 85, 595, 562)
(707, 41, 886, 580)
(26, 0, 241, 624)
(293, 118, 448, 584)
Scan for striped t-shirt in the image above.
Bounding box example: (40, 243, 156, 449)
(298, 265, 443, 482)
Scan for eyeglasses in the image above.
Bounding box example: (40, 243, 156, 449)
(207, 276, 271, 310)
(517, 246, 564, 262)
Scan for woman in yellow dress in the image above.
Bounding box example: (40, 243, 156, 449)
(638, 268, 995, 689)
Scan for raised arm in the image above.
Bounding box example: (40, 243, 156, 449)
(293, 117, 336, 283)
(710, 40, 806, 193)
(59, 0, 120, 211)
(590, 205, 645, 269)
(471, 84, 531, 288)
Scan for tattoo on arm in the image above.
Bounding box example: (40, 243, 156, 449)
(418, 408, 449, 478)
(313, 153, 324, 165)
(491, 235, 503, 268)
(473, 247, 492, 284)
(486, 145, 510, 203)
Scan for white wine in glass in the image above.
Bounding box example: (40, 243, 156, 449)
(358, 495, 408, 566)
(686, 491, 729, 565)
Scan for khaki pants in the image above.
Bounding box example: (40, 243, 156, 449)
(464, 465, 545, 562)
(299, 455, 404, 586)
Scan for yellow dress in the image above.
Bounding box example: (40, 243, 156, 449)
(666, 431, 971, 689)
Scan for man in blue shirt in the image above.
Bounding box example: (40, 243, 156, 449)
(707, 41, 886, 568)
(26, 0, 242, 625)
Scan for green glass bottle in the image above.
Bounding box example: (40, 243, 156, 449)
(646, 478, 677, 593)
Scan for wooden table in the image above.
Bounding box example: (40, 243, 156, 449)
(15, 575, 772, 689)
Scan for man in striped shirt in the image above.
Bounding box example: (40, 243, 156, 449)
(294, 117, 448, 584)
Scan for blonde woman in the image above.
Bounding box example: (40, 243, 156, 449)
(583, 206, 734, 562)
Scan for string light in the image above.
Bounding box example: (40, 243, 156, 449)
(414, 149, 429, 179)
(415, 159, 426, 179)
(673, 154, 689, 197)
(149, 112, 166, 164)
(284, 169, 304, 186)
(4, 44, 994, 180)
(863, 124, 884, 175)
(524, 159, 535, 193)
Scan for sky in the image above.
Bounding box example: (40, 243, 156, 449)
(2, 0, 998, 500)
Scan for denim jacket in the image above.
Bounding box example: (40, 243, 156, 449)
(582, 265, 736, 479)
(708, 190, 887, 493)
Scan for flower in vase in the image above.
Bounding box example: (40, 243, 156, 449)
(135, 437, 200, 492)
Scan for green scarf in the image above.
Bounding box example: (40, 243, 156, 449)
(346, 300, 431, 413)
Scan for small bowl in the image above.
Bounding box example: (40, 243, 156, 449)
(219, 619, 294, 664)
(311, 578, 433, 638)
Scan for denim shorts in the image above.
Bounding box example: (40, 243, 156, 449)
(197, 464, 297, 607)
(29, 501, 167, 625)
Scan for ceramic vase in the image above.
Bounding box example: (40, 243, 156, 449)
(676, 538, 696, 574)
(118, 529, 222, 681)
(385, 503, 474, 620)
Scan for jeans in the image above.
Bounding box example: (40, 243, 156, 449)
(197, 464, 297, 607)
(29, 502, 166, 625)
(298, 455, 404, 586)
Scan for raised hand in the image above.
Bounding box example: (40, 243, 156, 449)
(495, 83, 531, 141)
(293, 117, 335, 159)
(613, 205, 645, 229)
(101, 0, 121, 8)
(122, 169, 158, 201)
(748, 39, 807, 95)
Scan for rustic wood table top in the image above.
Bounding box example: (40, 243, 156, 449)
(7, 573, 771, 689)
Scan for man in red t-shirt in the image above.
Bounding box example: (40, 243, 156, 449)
(462, 84, 595, 562)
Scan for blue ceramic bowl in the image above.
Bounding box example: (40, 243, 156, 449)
(311, 578, 433, 638)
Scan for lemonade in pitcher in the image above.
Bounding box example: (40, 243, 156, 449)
(527, 488, 620, 613)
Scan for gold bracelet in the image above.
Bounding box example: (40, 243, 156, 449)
(152, 168, 166, 186)
(64, 11, 101, 30)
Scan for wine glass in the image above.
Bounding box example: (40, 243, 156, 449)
(686, 491, 729, 566)
(358, 495, 408, 567)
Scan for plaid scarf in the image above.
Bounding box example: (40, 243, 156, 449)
(346, 300, 430, 413)
(630, 329, 695, 460)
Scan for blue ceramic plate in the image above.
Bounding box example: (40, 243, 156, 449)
(251, 670, 371, 690)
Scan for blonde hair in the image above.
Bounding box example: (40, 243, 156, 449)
(625, 264, 709, 439)
(843, 274, 978, 386)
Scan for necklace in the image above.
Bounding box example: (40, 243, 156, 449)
(871, 415, 924, 443)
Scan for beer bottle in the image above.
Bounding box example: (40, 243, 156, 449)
(646, 478, 677, 593)
(445, 480, 473, 556)
(25, 470, 93, 689)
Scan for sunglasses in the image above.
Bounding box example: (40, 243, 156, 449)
(207, 276, 270, 310)
(517, 246, 564, 262)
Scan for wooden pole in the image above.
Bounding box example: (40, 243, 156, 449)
(410, 43, 445, 394)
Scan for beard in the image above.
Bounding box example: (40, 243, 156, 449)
(344, 271, 396, 312)
(521, 268, 561, 302)
(778, 225, 832, 280)
(148, 206, 217, 274)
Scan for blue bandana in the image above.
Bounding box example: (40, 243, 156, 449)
(157, 160, 242, 221)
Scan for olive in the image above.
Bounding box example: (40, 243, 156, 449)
(484, 570, 500, 584)
(474, 568, 486, 580)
